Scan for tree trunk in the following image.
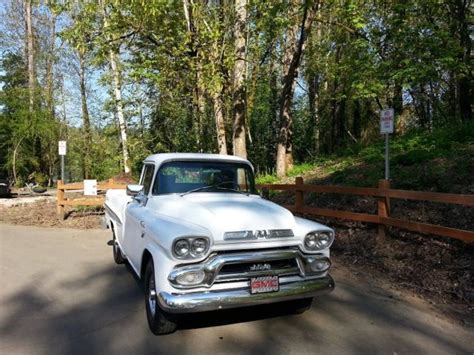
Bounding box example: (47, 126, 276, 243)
(212, 91, 227, 154)
(25, 0, 34, 113)
(195, 66, 205, 151)
(101, 0, 131, 174)
(353, 100, 361, 139)
(109, 49, 131, 174)
(79, 50, 92, 178)
(393, 84, 403, 119)
(456, 0, 472, 122)
(12, 138, 24, 185)
(308, 74, 320, 154)
(45, 14, 57, 185)
(276, 0, 319, 177)
(45, 14, 56, 118)
(337, 96, 346, 145)
(232, 0, 247, 158)
(183, 0, 205, 151)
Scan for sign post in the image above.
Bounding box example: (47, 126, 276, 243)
(58, 141, 67, 182)
(380, 109, 394, 180)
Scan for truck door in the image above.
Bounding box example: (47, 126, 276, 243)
(123, 163, 155, 273)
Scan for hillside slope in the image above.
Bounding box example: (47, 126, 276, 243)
(258, 124, 474, 315)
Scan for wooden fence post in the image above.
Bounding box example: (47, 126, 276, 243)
(295, 177, 304, 213)
(377, 179, 391, 237)
(57, 180, 65, 220)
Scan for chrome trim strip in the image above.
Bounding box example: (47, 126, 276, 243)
(104, 203, 122, 226)
(159, 275, 335, 313)
(215, 266, 300, 282)
(224, 229, 294, 241)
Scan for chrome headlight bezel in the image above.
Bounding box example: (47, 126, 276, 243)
(304, 231, 334, 251)
(172, 236, 210, 259)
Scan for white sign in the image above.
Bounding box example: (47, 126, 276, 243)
(380, 109, 394, 134)
(58, 141, 67, 155)
(84, 179, 97, 196)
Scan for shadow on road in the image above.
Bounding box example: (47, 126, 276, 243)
(0, 259, 471, 355)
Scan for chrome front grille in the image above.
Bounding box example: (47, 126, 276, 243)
(168, 248, 331, 289)
(215, 257, 300, 283)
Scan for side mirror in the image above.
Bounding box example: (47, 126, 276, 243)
(126, 184, 143, 197)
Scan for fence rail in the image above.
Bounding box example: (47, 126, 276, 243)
(56, 177, 474, 241)
(257, 177, 474, 242)
(56, 179, 126, 219)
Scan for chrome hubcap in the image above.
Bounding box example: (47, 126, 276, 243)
(148, 275, 157, 316)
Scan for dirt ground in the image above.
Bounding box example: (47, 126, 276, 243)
(324, 218, 473, 319)
(0, 200, 103, 229)
(269, 191, 473, 316)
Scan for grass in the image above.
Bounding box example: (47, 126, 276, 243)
(255, 123, 474, 193)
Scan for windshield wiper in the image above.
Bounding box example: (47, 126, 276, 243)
(180, 181, 249, 196)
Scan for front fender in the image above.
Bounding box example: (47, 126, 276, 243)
(142, 211, 213, 263)
(293, 216, 334, 257)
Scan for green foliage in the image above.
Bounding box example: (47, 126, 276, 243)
(287, 163, 317, 177)
(1, 0, 471, 185)
(262, 122, 474, 193)
(255, 174, 279, 185)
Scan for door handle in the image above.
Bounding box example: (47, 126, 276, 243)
(140, 221, 146, 229)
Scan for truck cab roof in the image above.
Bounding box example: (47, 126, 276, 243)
(143, 153, 252, 169)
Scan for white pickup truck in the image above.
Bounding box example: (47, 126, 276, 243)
(105, 153, 335, 334)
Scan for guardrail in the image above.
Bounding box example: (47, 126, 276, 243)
(257, 177, 474, 242)
(57, 179, 126, 219)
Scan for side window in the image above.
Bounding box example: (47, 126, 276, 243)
(140, 164, 155, 195)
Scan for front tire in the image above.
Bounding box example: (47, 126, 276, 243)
(145, 259, 178, 335)
(112, 228, 125, 264)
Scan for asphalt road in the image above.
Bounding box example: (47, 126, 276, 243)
(0, 224, 472, 355)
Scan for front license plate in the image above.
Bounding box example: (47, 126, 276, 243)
(250, 275, 279, 294)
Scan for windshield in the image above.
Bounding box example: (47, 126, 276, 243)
(152, 160, 256, 195)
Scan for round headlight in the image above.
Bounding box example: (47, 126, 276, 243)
(174, 239, 190, 257)
(191, 238, 208, 256)
(304, 231, 334, 251)
(176, 270, 206, 285)
(305, 233, 318, 249)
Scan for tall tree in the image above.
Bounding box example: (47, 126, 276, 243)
(276, 0, 319, 177)
(100, 0, 131, 174)
(78, 49, 92, 178)
(25, 0, 35, 113)
(232, 0, 247, 158)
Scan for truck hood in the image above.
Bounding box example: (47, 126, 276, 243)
(146, 193, 296, 241)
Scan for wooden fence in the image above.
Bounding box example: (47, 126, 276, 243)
(257, 177, 474, 242)
(57, 179, 126, 219)
(56, 177, 474, 241)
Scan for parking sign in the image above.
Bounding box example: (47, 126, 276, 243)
(58, 141, 67, 155)
(380, 109, 394, 134)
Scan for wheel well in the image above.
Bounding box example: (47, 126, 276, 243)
(141, 249, 153, 279)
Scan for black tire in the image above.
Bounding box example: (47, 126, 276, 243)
(112, 228, 126, 264)
(292, 297, 313, 314)
(145, 259, 178, 335)
(32, 186, 47, 193)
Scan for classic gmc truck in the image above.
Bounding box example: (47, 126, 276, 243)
(105, 153, 335, 334)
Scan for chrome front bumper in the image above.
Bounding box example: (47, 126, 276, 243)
(158, 275, 334, 313)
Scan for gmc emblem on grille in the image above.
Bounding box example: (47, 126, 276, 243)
(254, 230, 269, 238)
(249, 263, 271, 271)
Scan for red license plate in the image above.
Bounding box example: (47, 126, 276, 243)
(250, 275, 279, 294)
